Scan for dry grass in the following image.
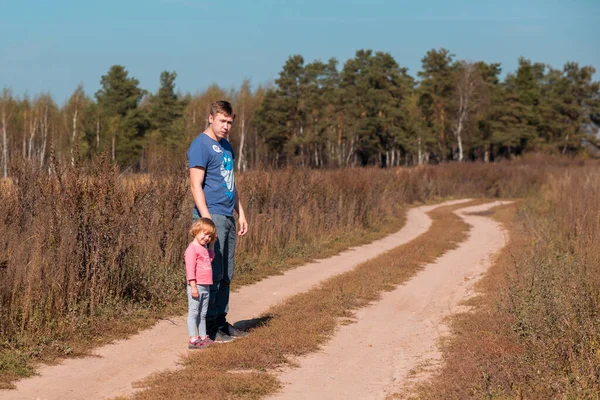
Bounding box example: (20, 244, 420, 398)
(0, 154, 583, 387)
(0, 155, 191, 388)
(129, 200, 482, 399)
(405, 166, 600, 399)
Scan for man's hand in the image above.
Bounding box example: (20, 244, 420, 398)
(238, 215, 248, 236)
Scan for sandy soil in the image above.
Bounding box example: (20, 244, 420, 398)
(268, 201, 511, 400)
(2, 199, 472, 400)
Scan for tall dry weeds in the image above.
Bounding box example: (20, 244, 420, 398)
(410, 164, 600, 399)
(0, 154, 190, 381)
(507, 168, 600, 397)
(0, 154, 572, 384)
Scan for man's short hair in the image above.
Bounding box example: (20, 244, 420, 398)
(210, 100, 235, 118)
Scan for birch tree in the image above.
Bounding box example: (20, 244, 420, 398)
(234, 80, 252, 172)
(64, 84, 88, 164)
(451, 62, 487, 162)
(33, 94, 58, 168)
(1, 89, 16, 178)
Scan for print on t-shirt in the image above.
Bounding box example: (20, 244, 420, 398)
(220, 151, 235, 201)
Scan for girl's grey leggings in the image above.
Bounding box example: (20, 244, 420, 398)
(187, 284, 210, 337)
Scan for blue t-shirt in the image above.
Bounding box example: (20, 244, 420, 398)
(187, 133, 236, 217)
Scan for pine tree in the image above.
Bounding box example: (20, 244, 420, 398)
(418, 48, 456, 162)
(302, 58, 340, 167)
(489, 58, 544, 158)
(472, 62, 502, 161)
(95, 65, 148, 166)
(540, 63, 600, 154)
(254, 55, 306, 166)
(147, 71, 186, 154)
(341, 50, 413, 166)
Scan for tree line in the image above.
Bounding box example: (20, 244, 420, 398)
(1, 48, 599, 176)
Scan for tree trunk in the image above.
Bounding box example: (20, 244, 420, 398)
(453, 97, 466, 162)
(298, 124, 304, 167)
(453, 63, 482, 163)
(253, 128, 259, 169)
(457, 128, 464, 162)
(562, 133, 569, 154)
(439, 101, 446, 161)
(344, 136, 355, 167)
(336, 120, 343, 167)
(28, 114, 37, 160)
(1, 111, 8, 178)
(22, 110, 27, 158)
(71, 107, 79, 166)
(96, 116, 100, 150)
(39, 103, 49, 168)
(453, 84, 467, 163)
(237, 105, 246, 172)
(419, 136, 424, 165)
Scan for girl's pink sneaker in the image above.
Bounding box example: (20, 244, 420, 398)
(189, 337, 213, 350)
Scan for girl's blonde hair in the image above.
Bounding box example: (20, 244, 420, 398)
(189, 218, 217, 243)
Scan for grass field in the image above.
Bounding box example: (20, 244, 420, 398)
(1, 155, 598, 397)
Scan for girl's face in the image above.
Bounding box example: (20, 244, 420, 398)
(194, 230, 213, 246)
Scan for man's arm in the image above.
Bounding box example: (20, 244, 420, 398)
(190, 167, 211, 219)
(234, 191, 248, 236)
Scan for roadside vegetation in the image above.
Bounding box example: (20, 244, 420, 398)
(406, 165, 600, 399)
(0, 154, 551, 388)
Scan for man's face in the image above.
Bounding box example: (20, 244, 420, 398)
(209, 113, 234, 140)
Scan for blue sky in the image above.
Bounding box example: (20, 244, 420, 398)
(1, 0, 598, 104)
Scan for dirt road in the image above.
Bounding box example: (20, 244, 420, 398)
(2, 199, 474, 400)
(268, 201, 510, 399)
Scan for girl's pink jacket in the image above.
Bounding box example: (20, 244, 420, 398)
(184, 242, 215, 285)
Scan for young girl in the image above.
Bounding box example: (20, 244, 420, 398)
(185, 218, 217, 349)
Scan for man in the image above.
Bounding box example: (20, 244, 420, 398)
(187, 100, 248, 342)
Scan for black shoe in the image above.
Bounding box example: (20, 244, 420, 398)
(206, 318, 218, 339)
(214, 331, 235, 343)
(218, 322, 249, 338)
